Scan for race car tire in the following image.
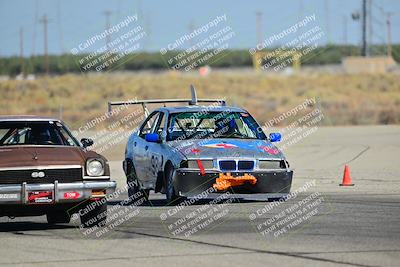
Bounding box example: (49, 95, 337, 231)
(165, 164, 181, 205)
(46, 211, 71, 224)
(126, 161, 148, 204)
(80, 203, 107, 228)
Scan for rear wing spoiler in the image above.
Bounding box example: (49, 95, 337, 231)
(107, 85, 226, 117)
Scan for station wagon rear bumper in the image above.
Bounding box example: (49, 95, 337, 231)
(174, 170, 293, 199)
(0, 181, 117, 205)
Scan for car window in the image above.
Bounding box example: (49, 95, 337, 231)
(154, 112, 166, 135)
(139, 112, 160, 138)
(0, 129, 9, 140)
(0, 121, 80, 146)
(167, 111, 266, 141)
(58, 123, 80, 146)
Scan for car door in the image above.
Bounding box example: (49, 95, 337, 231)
(133, 111, 160, 181)
(144, 112, 167, 186)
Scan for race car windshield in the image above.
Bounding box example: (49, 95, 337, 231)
(0, 121, 80, 146)
(167, 111, 266, 141)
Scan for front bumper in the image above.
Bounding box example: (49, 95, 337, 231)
(174, 170, 293, 198)
(0, 180, 117, 205)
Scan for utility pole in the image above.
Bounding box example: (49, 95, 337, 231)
(19, 27, 24, 77)
(386, 12, 392, 58)
(367, 0, 372, 55)
(39, 14, 50, 75)
(361, 0, 368, 57)
(103, 11, 112, 51)
(255, 11, 263, 45)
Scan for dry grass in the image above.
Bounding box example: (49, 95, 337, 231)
(1, 71, 399, 128)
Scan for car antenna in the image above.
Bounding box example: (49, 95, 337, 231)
(190, 85, 198, 105)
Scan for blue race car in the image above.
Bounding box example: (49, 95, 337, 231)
(109, 86, 293, 203)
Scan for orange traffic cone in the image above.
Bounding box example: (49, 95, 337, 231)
(339, 165, 354, 186)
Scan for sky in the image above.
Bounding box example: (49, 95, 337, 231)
(0, 0, 399, 56)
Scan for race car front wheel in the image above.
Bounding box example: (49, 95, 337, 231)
(165, 164, 180, 204)
(126, 160, 149, 204)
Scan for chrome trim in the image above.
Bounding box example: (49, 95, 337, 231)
(186, 157, 214, 160)
(258, 157, 284, 161)
(179, 168, 218, 172)
(54, 180, 59, 202)
(0, 117, 61, 122)
(0, 165, 82, 171)
(22, 182, 27, 204)
(83, 176, 110, 179)
(0, 181, 117, 205)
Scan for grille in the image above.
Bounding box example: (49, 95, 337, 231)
(219, 160, 255, 172)
(0, 168, 83, 184)
(238, 161, 254, 170)
(219, 160, 236, 171)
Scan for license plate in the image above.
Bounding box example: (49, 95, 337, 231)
(0, 193, 18, 199)
(28, 191, 53, 204)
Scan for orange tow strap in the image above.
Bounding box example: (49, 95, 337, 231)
(213, 173, 257, 191)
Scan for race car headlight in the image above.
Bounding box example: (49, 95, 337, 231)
(86, 159, 104, 176)
(187, 159, 214, 170)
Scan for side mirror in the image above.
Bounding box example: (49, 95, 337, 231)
(81, 138, 94, 148)
(269, 132, 281, 142)
(145, 133, 160, 143)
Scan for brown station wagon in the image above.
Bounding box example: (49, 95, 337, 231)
(0, 116, 116, 226)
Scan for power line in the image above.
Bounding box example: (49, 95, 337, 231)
(366, 0, 396, 57)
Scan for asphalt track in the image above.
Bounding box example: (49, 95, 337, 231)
(1, 126, 399, 267)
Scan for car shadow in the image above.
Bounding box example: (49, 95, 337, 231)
(0, 221, 75, 232)
(108, 198, 268, 207)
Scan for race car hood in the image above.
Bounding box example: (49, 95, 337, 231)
(170, 139, 284, 159)
(0, 146, 88, 168)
